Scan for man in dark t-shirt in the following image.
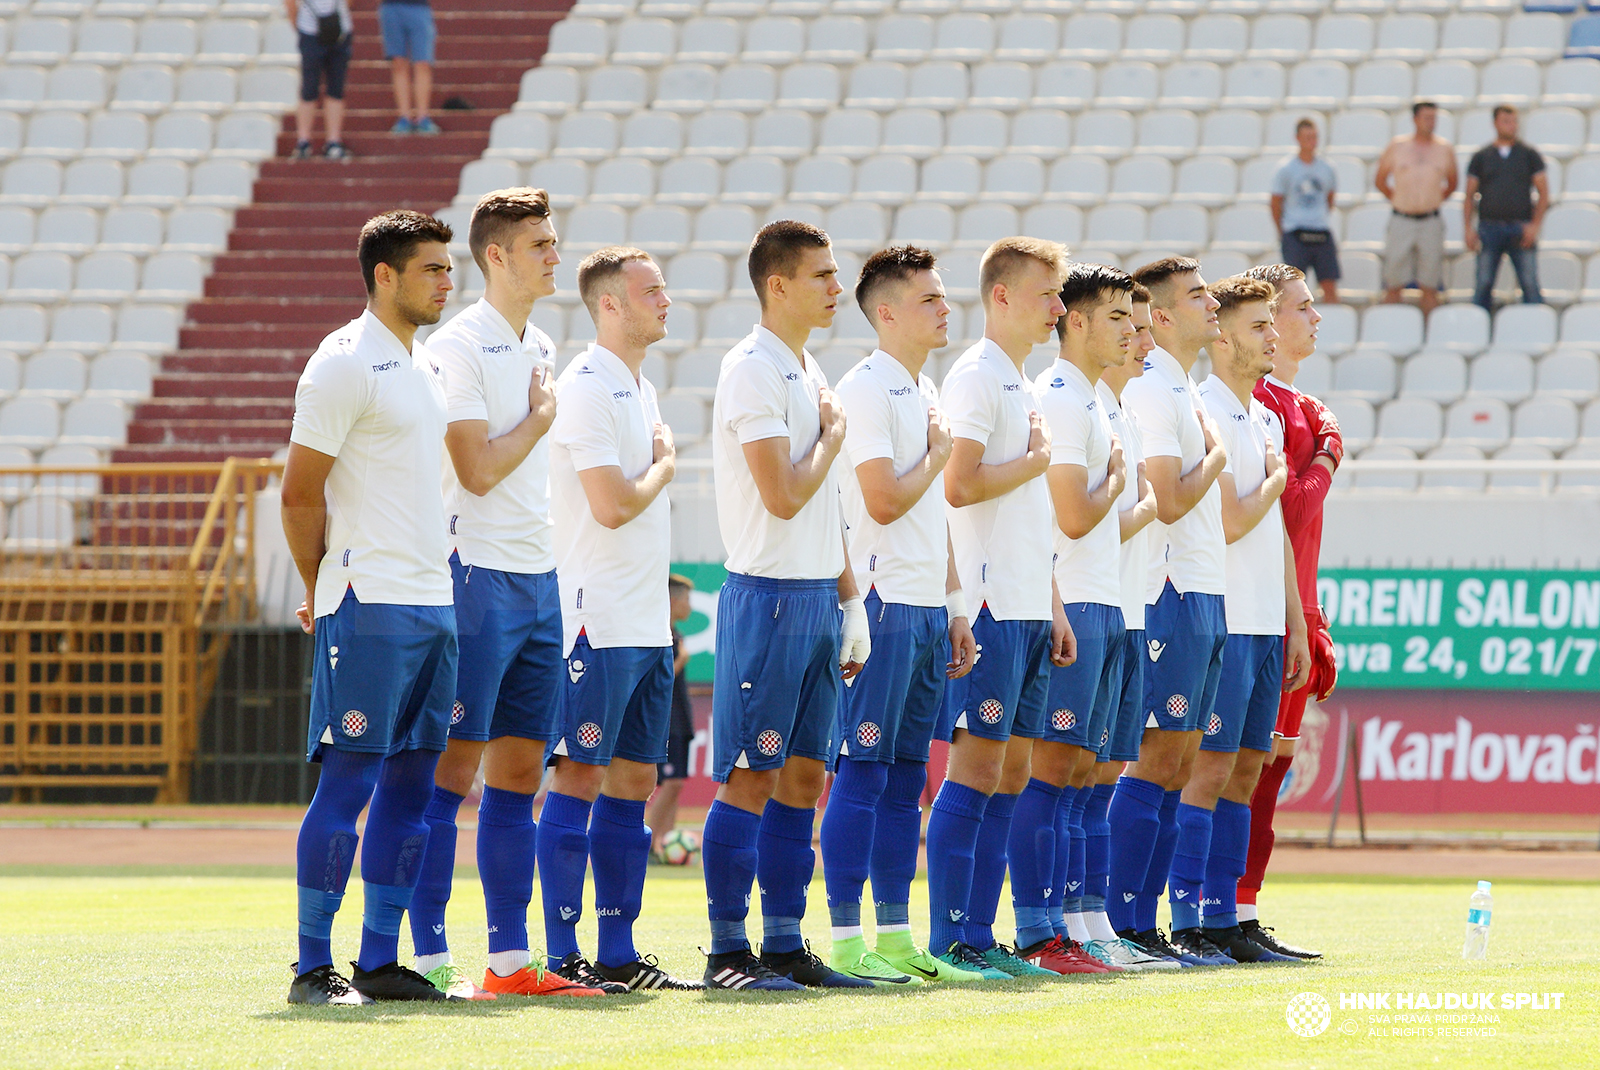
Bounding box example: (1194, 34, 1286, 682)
(1464, 105, 1550, 311)
(647, 574, 698, 858)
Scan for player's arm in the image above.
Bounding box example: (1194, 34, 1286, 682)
(856, 406, 953, 525)
(1119, 459, 1158, 543)
(1047, 433, 1126, 539)
(1269, 193, 1284, 234)
(1526, 170, 1550, 247)
(1049, 577, 1077, 667)
(1441, 151, 1459, 200)
(445, 365, 556, 496)
(945, 526, 977, 679)
(837, 534, 867, 679)
(280, 442, 335, 633)
(744, 386, 845, 520)
(1374, 146, 1395, 202)
(1219, 438, 1287, 544)
(576, 420, 677, 529)
(1146, 409, 1225, 525)
(944, 411, 1050, 508)
(1282, 528, 1311, 693)
(1462, 174, 1480, 252)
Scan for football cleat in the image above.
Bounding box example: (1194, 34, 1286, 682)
(703, 948, 806, 991)
(287, 962, 372, 1005)
(1240, 920, 1322, 959)
(1016, 936, 1115, 975)
(1084, 938, 1183, 971)
(1120, 927, 1198, 967)
(1168, 928, 1238, 966)
(592, 954, 705, 991)
(833, 948, 920, 987)
(761, 942, 875, 988)
(1204, 924, 1299, 964)
(481, 962, 605, 997)
(348, 961, 457, 1001)
(552, 952, 631, 994)
(422, 962, 497, 1000)
(881, 942, 985, 982)
(936, 941, 1011, 980)
(978, 943, 1060, 978)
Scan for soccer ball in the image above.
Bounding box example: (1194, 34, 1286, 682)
(657, 828, 701, 866)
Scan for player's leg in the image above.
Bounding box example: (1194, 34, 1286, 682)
(646, 730, 689, 858)
(291, 746, 380, 1004)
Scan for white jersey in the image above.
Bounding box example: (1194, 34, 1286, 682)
(549, 344, 672, 655)
(836, 349, 947, 608)
(1098, 381, 1150, 631)
(289, 310, 451, 616)
(941, 339, 1054, 622)
(1120, 346, 1226, 599)
(430, 298, 556, 575)
(1199, 375, 1287, 636)
(712, 326, 844, 580)
(1036, 357, 1121, 608)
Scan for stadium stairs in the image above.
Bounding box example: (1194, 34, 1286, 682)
(113, 0, 575, 463)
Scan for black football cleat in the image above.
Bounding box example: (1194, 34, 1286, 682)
(1241, 919, 1322, 959)
(348, 961, 456, 1001)
(287, 962, 371, 1005)
(760, 942, 875, 988)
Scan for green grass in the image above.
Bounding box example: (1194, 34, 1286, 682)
(0, 868, 1592, 1070)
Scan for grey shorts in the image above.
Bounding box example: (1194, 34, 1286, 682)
(1383, 212, 1445, 291)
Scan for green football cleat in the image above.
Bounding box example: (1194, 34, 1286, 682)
(979, 943, 1060, 978)
(879, 942, 984, 982)
(935, 941, 1012, 980)
(834, 948, 920, 987)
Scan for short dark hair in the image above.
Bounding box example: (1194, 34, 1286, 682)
(358, 210, 453, 296)
(1130, 256, 1201, 307)
(1130, 282, 1152, 304)
(1209, 275, 1278, 320)
(1493, 104, 1518, 121)
(1295, 117, 1318, 134)
(978, 236, 1070, 305)
(468, 187, 551, 274)
(577, 245, 654, 320)
(1412, 100, 1437, 117)
(1055, 263, 1134, 341)
(668, 573, 694, 595)
(855, 245, 938, 323)
(748, 220, 831, 306)
(1241, 264, 1306, 292)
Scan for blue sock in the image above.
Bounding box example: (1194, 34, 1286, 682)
(356, 748, 439, 971)
(1105, 775, 1162, 933)
(407, 786, 463, 959)
(757, 799, 815, 956)
(1137, 789, 1182, 933)
(926, 779, 987, 954)
(534, 790, 592, 968)
(590, 794, 650, 968)
(1167, 802, 1214, 932)
(702, 800, 761, 955)
(871, 761, 926, 926)
(1202, 798, 1251, 931)
(820, 758, 886, 930)
(966, 791, 1017, 952)
(477, 786, 536, 956)
(1048, 786, 1072, 937)
(1006, 779, 1061, 950)
(1081, 782, 1115, 917)
(1064, 785, 1089, 918)
(295, 749, 380, 971)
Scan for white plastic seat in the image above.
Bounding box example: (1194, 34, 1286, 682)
(1208, 204, 1276, 254)
(1315, 303, 1358, 356)
(1361, 305, 1425, 355)
(693, 205, 758, 254)
(968, 63, 1030, 112)
(174, 65, 235, 112)
(1491, 304, 1559, 354)
(1416, 444, 1486, 491)
(1045, 157, 1110, 205)
(35, 444, 104, 501)
(843, 62, 905, 111)
(1145, 204, 1208, 255)
(1375, 397, 1443, 450)
(1424, 304, 1490, 354)
(197, 18, 259, 64)
(34, 207, 97, 255)
(1443, 397, 1511, 450)
(1072, 110, 1136, 158)
(74, 18, 137, 64)
(1374, 13, 1436, 62)
(457, 159, 519, 203)
(0, 114, 21, 159)
(665, 252, 727, 302)
(21, 350, 87, 400)
(872, 14, 934, 62)
(1096, 63, 1159, 111)
(656, 157, 721, 206)
(629, 205, 692, 256)
(57, 159, 122, 208)
(516, 67, 580, 115)
(49, 303, 112, 352)
(1186, 14, 1248, 61)
(1009, 110, 1070, 158)
(589, 158, 656, 207)
(74, 253, 140, 302)
(1294, 352, 1332, 396)
(47, 64, 109, 110)
(100, 207, 163, 253)
(564, 204, 629, 252)
(1058, 13, 1121, 63)
(1544, 60, 1600, 109)
(1200, 110, 1263, 160)
(856, 154, 920, 204)
(1333, 350, 1397, 401)
(1083, 205, 1147, 256)
(818, 110, 881, 160)
(773, 65, 836, 114)
(1323, 395, 1375, 452)
(1110, 155, 1174, 206)
(909, 62, 967, 111)
(1526, 108, 1586, 160)
(1502, 12, 1565, 62)
(554, 112, 618, 160)
(1478, 60, 1542, 109)
(1561, 302, 1600, 347)
(0, 398, 59, 449)
(58, 397, 126, 447)
(1311, 15, 1373, 61)
(946, 109, 1007, 160)
(12, 16, 75, 63)
(872, 109, 939, 159)
(917, 154, 981, 205)
(0, 444, 35, 505)
(683, 111, 747, 160)
(1399, 350, 1467, 402)
(22, 111, 86, 160)
(1032, 62, 1095, 112)
(1328, 110, 1391, 160)
(983, 155, 1044, 205)
(1347, 444, 1417, 491)
(1172, 156, 1237, 207)
(486, 113, 552, 161)
(618, 112, 683, 162)
(1136, 112, 1198, 160)
(1248, 14, 1310, 61)
(1158, 63, 1221, 111)
(112, 64, 174, 112)
(932, 13, 993, 62)
(742, 16, 804, 64)
(1286, 60, 1348, 110)
(0, 159, 62, 209)
(995, 14, 1058, 62)
(699, 299, 761, 346)
(676, 17, 739, 65)
(1437, 13, 1499, 63)
(583, 66, 647, 113)
(150, 111, 213, 159)
(0, 66, 48, 113)
(750, 110, 813, 160)
(612, 17, 676, 65)
(114, 304, 179, 353)
(789, 155, 853, 206)
(0, 209, 33, 256)
(1535, 349, 1600, 400)
(653, 64, 716, 114)
(543, 19, 609, 67)
(891, 203, 954, 250)
(1121, 14, 1183, 64)
(1349, 60, 1413, 110)
(1511, 397, 1579, 449)
(6, 494, 76, 550)
(952, 204, 1016, 250)
(825, 202, 887, 253)
(1414, 60, 1476, 110)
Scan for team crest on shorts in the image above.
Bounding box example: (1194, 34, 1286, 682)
(341, 710, 367, 737)
(1100, 727, 1110, 747)
(1166, 694, 1189, 719)
(856, 722, 881, 748)
(756, 729, 783, 756)
(1205, 713, 1223, 736)
(978, 699, 1004, 724)
(577, 721, 602, 749)
(1052, 708, 1075, 732)
(450, 700, 466, 726)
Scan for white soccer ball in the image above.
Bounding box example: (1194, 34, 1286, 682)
(658, 828, 701, 866)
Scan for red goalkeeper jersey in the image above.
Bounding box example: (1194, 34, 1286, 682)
(1254, 374, 1332, 613)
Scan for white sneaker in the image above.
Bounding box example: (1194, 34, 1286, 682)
(1085, 938, 1183, 971)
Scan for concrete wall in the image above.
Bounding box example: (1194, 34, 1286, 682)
(1321, 493, 1600, 571)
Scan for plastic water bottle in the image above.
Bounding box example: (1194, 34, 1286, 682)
(1462, 880, 1493, 960)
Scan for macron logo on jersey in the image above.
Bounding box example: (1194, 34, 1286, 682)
(481, 343, 512, 354)
(785, 372, 800, 381)
(370, 360, 401, 373)
(612, 390, 634, 400)
(1002, 383, 1020, 391)
(889, 386, 913, 396)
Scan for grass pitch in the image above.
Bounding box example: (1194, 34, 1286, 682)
(0, 866, 1592, 1070)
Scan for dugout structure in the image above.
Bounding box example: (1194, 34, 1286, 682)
(0, 458, 280, 802)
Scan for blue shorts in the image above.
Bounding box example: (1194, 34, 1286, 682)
(1281, 229, 1341, 283)
(379, 1, 436, 62)
(833, 592, 947, 767)
(550, 637, 673, 766)
(308, 587, 456, 761)
(1142, 582, 1227, 733)
(1101, 627, 1146, 762)
(1203, 633, 1283, 755)
(1042, 602, 1125, 748)
(298, 32, 351, 101)
(711, 573, 841, 781)
(937, 608, 1052, 743)
(449, 553, 563, 743)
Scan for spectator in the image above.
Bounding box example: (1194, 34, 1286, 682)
(645, 574, 698, 860)
(381, 0, 440, 134)
(289, 0, 352, 159)
(1271, 118, 1341, 304)
(1376, 101, 1458, 313)
(1464, 105, 1550, 311)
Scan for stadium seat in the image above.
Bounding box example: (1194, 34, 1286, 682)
(592, 157, 657, 206)
(653, 66, 715, 114)
(544, 19, 610, 67)
(1059, 13, 1122, 63)
(114, 304, 178, 353)
(817, 109, 881, 160)
(1375, 397, 1443, 451)
(1443, 397, 1512, 450)
(656, 156, 721, 206)
(1534, 349, 1600, 401)
(1286, 60, 1349, 110)
(996, 14, 1059, 63)
(5, 493, 75, 550)
(1096, 63, 1160, 111)
(742, 16, 804, 64)
(1349, 60, 1414, 110)
(888, 202, 951, 249)
(677, 17, 740, 65)
(87, 351, 152, 399)
(74, 252, 139, 302)
(1467, 351, 1535, 403)
(718, 155, 783, 206)
(946, 109, 1008, 160)
(1186, 14, 1249, 61)
(1375, 13, 1436, 62)
(1512, 396, 1580, 450)
(51, 303, 113, 352)
(34, 207, 96, 255)
(1171, 156, 1237, 207)
(1437, 13, 1500, 63)
(75, 18, 138, 64)
(1328, 110, 1392, 160)
(1311, 15, 1373, 62)
(1333, 350, 1397, 401)
(0, 397, 59, 449)
(1491, 304, 1559, 353)
(198, 18, 260, 65)
(777, 63, 842, 113)
(683, 111, 748, 160)
(1032, 62, 1096, 111)
(1502, 12, 1567, 62)
(1348, 444, 1419, 491)
(614, 17, 676, 65)
(1111, 155, 1174, 206)
(1414, 60, 1476, 109)
(982, 155, 1043, 205)
(933, 13, 995, 62)
(1424, 304, 1490, 354)
(1361, 305, 1425, 355)
(968, 63, 1031, 112)
(1136, 111, 1199, 159)
(584, 66, 649, 113)
(1072, 110, 1136, 158)
(1247, 14, 1310, 62)
(1122, 14, 1184, 64)
(1478, 59, 1543, 109)
(1208, 204, 1275, 254)
(21, 350, 87, 400)
(9, 252, 71, 303)
(57, 397, 126, 447)
(1543, 60, 1600, 109)
(1323, 394, 1375, 451)
(486, 113, 552, 161)
(1045, 156, 1110, 205)
(1009, 110, 1071, 158)
(516, 67, 581, 114)
(1199, 110, 1264, 160)
(1020, 203, 1084, 247)
(1417, 445, 1486, 492)
(628, 204, 691, 256)
(0, 444, 35, 505)
(1159, 63, 1222, 110)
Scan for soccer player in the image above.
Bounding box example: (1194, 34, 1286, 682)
(1192, 276, 1311, 964)
(1020, 264, 1138, 977)
(406, 188, 601, 999)
(1236, 263, 1342, 959)
(818, 246, 982, 986)
(927, 237, 1076, 980)
(701, 220, 874, 992)
(536, 246, 702, 991)
(645, 574, 698, 859)
(283, 210, 460, 1004)
(1109, 256, 1229, 966)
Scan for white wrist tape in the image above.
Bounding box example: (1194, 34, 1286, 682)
(946, 589, 968, 621)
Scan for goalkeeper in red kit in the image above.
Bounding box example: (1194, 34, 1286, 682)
(1237, 265, 1339, 959)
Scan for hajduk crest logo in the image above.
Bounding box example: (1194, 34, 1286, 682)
(1285, 992, 1333, 1038)
(341, 710, 367, 737)
(1205, 712, 1223, 736)
(1052, 709, 1076, 732)
(756, 729, 784, 756)
(450, 700, 466, 726)
(1167, 694, 1189, 719)
(978, 699, 1005, 725)
(856, 722, 881, 748)
(577, 722, 602, 749)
